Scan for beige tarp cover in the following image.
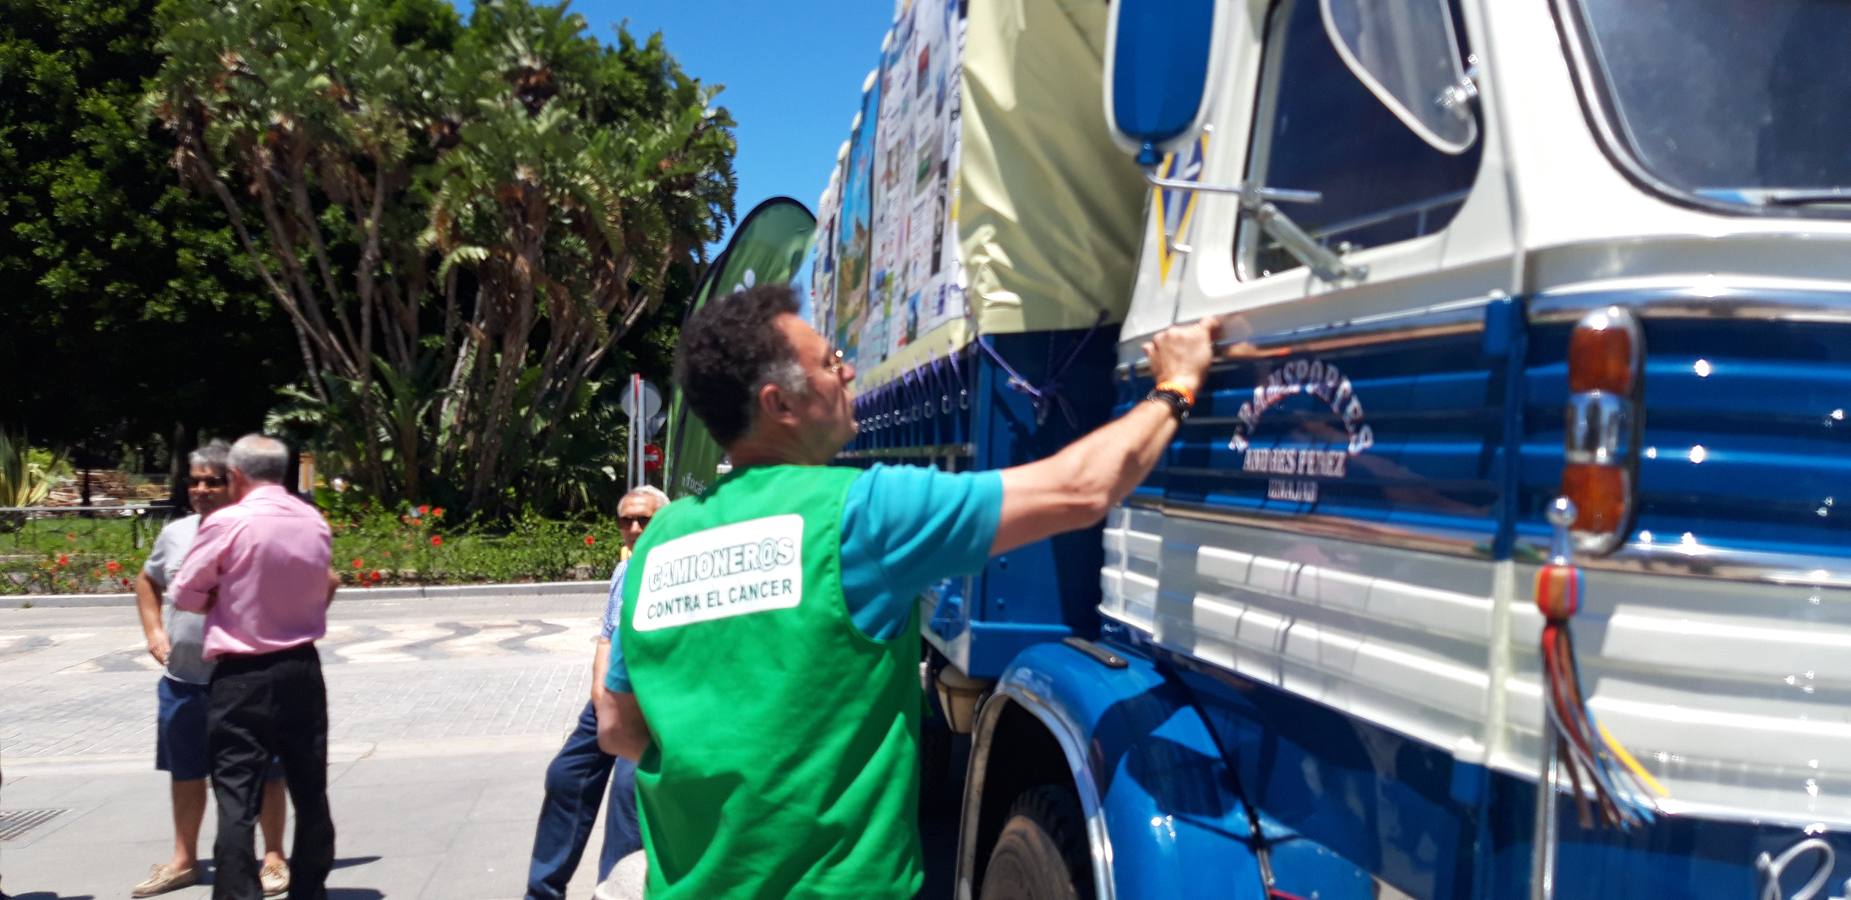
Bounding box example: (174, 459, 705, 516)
(862, 0, 1148, 385)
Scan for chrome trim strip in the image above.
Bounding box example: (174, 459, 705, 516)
(1126, 494, 1486, 558)
(1136, 496, 1851, 588)
(1530, 286, 1851, 325)
(956, 679, 1116, 900)
(1534, 539, 1851, 589)
(1118, 297, 1490, 379)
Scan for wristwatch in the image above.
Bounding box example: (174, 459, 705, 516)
(1145, 379, 1196, 421)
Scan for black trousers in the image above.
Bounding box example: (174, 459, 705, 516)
(208, 643, 334, 900)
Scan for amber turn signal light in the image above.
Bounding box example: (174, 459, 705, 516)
(1567, 308, 1638, 394)
(1560, 463, 1628, 538)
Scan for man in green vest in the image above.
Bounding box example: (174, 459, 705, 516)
(595, 283, 1214, 898)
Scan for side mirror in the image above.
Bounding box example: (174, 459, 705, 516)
(1104, 0, 1223, 167)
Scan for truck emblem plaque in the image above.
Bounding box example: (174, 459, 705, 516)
(1228, 358, 1375, 503)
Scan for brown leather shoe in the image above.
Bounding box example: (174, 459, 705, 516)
(131, 863, 200, 897)
(260, 858, 292, 897)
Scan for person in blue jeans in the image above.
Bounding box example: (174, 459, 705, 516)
(525, 486, 666, 899)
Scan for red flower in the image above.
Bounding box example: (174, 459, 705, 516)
(56, 554, 69, 567)
(417, 504, 430, 515)
(584, 535, 596, 547)
(430, 535, 443, 547)
(105, 560, 121, 574)
(432, 507, 445, 519)
(119, 577, 131, 587)
(369, 570, 383, 583)
(352, 558, 365, 569)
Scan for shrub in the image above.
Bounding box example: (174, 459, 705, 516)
(0, 432, 64, 520)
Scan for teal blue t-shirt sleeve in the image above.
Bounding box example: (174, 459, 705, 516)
(840, 465, 1003, 641)
(603, 561, 632, 693)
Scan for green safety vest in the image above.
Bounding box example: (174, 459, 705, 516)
(619, 464, 923, 899)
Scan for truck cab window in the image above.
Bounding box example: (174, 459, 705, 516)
(1237, 0, 1483, 280)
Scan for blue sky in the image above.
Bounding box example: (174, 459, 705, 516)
(455, 1, 896, 237)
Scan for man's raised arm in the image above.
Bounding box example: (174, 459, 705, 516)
(993, 318, 1217, 556)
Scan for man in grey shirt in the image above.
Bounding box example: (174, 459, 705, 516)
(131, 441, 291, 897)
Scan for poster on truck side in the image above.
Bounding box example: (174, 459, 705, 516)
(834, 73, 880, 371)
(867, 13, 908, 369)
(811, 0, 1136, 386)
(829, 0, 966, 375)
(901, 0, 959, 350)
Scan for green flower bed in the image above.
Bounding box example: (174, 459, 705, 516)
(330, 505, 621, 588)
(0, 516, 152, 595)
(0, 504, 623, 597)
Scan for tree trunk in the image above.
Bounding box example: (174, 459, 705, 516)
(168, 421, 192, 511)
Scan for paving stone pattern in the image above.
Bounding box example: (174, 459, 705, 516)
(0, 590, 621, 899)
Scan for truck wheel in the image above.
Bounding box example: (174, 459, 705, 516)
(978, 784, 1094, 900)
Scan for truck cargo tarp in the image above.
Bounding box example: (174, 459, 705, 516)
(808, 0, 1146, 389)
(957, 0, 1146, 337)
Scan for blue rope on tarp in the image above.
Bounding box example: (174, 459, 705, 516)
(970, 308, 1110, 428)
(847, 307, 1107, 450)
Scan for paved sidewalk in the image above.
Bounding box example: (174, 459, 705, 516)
(0, 591, 619, 899)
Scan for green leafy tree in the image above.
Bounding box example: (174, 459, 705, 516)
(149, 0, 734, 515)
(0, 0, 301, 455)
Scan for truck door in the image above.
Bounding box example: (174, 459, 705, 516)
(1105, 0, 1524, 897)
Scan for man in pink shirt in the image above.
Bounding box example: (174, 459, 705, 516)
(172, 434, 338, 900)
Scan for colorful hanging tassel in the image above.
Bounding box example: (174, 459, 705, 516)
(1534, 561, 1665, 829)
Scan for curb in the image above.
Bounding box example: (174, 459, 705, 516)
(5, 579, 609, 610)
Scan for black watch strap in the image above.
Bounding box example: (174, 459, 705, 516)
(1145, 387, 1192, 421)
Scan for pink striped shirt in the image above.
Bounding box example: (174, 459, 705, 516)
(171, 484, 334, 659)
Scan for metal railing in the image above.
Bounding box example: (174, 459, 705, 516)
(0, 502, 180, 551)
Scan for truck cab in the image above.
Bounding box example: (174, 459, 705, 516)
(951, 0, 1851, 897)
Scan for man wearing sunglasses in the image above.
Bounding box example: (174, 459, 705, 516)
(595, 283, 1215, 898)
(131, 440, 292, 897)
(525, 485, 669, 899)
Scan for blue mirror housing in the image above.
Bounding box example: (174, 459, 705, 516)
(1104, 0, 1219, 167)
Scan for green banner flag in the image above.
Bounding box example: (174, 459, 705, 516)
(664, 197, 817, 497)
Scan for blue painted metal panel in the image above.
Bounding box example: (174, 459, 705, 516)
(848, 327, 1120, 678)
(1001, 640, 1267, 898)
(1168, 651, 1484, 899)
(1121, 313, 1510, 554)
(962, 329, 1120, 677)
(1517, 303, 1851, 562)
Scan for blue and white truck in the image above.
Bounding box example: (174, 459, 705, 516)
(696, 0, 1851, 896)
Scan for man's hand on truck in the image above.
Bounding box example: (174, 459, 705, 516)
(993, 317, 1219, 555)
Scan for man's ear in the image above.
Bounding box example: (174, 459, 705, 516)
(756, 381, 799, 427)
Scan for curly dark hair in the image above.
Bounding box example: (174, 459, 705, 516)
(674, 283, 803, 447)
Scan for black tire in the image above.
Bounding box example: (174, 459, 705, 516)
(978, 784, 1094, 900)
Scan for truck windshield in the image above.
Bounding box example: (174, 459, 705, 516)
(1571, 0, 1851, 209)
